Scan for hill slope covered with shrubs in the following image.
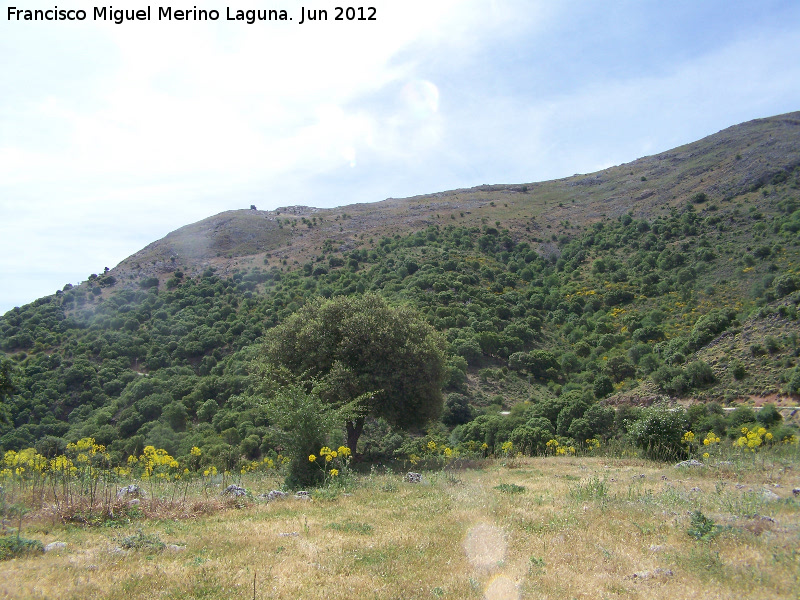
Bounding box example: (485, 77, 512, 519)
(2, 113, 800, 470)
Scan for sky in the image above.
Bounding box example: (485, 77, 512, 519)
(2, 0, 800, 314)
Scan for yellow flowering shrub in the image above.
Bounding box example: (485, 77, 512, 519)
(310, 445, 352, 485)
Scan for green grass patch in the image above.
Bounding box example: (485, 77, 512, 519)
(494, 483, 526, 494)
(120, 529, 166, 552)
(0, 535, 44, 560)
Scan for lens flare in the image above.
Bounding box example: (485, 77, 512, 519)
(463, 522, 505, 569)
(484, 575, 519, 600)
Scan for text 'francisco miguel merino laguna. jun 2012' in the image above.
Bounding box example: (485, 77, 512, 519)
(7, 5, 378, 25)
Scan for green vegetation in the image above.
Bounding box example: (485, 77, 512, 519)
(258, 294, 447, 456)
(1, 123, 800, 479)
(1, 111, 800, 598)
(0, 535, 44, 561)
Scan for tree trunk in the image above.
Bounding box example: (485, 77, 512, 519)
(346, 417, 365, 460)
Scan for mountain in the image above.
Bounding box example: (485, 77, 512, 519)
(112, 111, 800, 284)
(1, 111, 799, 460)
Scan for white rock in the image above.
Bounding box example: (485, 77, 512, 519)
(674, 459, 704, 468)
(761, 489, 780, 501)
(44, 542, 67, 552)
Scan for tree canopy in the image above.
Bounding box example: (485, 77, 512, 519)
(259, 294, 448, 454)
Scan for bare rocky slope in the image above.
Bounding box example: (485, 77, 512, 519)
(112, 112, 800, 287)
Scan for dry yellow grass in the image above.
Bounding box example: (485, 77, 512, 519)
(2, 456, 799, 599)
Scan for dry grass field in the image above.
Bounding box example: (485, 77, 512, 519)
(2, 452, 799, 600)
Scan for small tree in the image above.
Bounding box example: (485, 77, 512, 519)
(257, 384, 361, 489)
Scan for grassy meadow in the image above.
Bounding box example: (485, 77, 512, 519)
(2, 448, 799, 600)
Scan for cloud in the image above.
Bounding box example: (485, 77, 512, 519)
(1, 1, 799, 312)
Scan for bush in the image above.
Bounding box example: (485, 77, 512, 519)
(0, 536, 44, 561)
(509, 418, 554, 455)
(684, 361, 715, 388)
(688, 311, 734, 351)
(629, 404, 689, 461)
(120, 530, 166, 552)
(727, 406, 757, 430)
(593, 375, 614, 399)
(509, 350, 559, 379)
(784, 367, 800, 395)
(774, 274, 799, 298)
(687, 511, 718, 541)
(441, 394, 474, 427)
(566, 418, 593, 444)
(260, 385, 358, 490)
(138, 277, 159, 289)
(584, 404, 615, 438)
(756, 403, 782, 427)
(731, 360, 746, 380)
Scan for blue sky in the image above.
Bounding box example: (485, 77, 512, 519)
(2, 0, 800, 314)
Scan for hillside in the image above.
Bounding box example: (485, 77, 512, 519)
(112, 111, 800, 284)
(1, 111, 800, 462)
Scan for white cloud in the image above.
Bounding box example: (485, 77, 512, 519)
(1, 1, 799, 312)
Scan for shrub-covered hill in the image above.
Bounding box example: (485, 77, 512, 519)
(1, 112, 800, 463)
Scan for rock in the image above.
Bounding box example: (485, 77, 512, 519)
(761, 489, 780, 501)
(127, 499, 140, 507)
(759, 515, 776, 523)
(222, 484, 247, 497)
(405, 472, 422, 483)
(259, 490, 289, 502)
(278, 532, 299, 537)
(674, 459, 704, 468)
(166, 544, 186, 552)
(294, 491, 311, 500)
(116, 484, 145, 500)
(44, 542, 67, 552)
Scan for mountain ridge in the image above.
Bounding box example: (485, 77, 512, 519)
(106, 111, 800, 290)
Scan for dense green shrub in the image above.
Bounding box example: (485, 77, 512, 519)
(629, 404, 689, 461)
(0, 536, 44, 561)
